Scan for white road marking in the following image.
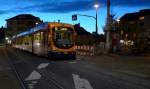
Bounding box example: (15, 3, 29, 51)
(28, 83, 34, 89)
(77, 58, 81, 60)
(37, 63, 49, 69)
(25, 70, 41, 81)
(72, 74, 93, 89)
(32, 81, 38, 84)
(69, 61, 76, 64)
(27, 81, 37, 89)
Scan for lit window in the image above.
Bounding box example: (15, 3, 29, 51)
(139, 16, 144, 20)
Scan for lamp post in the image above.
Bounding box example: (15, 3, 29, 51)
(94, 4, 99, 35)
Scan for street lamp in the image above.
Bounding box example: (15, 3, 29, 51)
(94, 4, 99, 35)
(94, 4, 99, 9)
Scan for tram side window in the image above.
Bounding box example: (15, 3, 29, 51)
(20, 38, 23, 45)
(34, 34, 36, 40)
(34, 34, 37, 40)
(25, 37, 28, 45)
(16, 39, 20, 45)
(34, 33, 41, 41)
(41, 32, 43, 41)
(23, 37, 26, 45)
(26, 36, 30, 45)
(18, 38, 22, 45)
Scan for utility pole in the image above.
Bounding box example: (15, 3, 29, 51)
(105, 0, 111, 53)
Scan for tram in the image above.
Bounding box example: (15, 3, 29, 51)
(12, 22, 76, 60)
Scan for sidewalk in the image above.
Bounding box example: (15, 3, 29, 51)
(78, 54, 150, 88)
(77, 54, 150, 75)
(0, 47, 21, 89)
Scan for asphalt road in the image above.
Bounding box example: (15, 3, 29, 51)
(1, 47, 150, 89)
(0, 46, 21, 89)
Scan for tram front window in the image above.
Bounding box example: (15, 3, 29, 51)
(52, 27, 74, 48)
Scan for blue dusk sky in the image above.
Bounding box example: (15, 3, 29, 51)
(0, 0, 149, 34)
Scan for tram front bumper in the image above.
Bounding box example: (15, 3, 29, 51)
(47, 51, 76, 60)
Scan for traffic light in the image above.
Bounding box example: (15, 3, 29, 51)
(72, 15, 77, 21)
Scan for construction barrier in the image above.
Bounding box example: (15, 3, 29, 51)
(76, 45, 95, 56)
(76, 42, 105, 56)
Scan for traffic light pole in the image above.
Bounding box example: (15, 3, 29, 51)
(75, 14, 96, 20)
(73, 11, 100, 54)
(74, 14, 98, 35)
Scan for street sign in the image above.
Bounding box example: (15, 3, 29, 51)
(72, 15, 77, 21)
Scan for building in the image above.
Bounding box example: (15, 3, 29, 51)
(74, 24, 105, 55)
(0, 27, 5, 44)
(117, 9, 150, 52)
(6, 14, 42, 37)
(74, 24, 93, 45)
(74, 24, 104, 45)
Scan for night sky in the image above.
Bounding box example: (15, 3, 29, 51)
(0, 0, 149, 33)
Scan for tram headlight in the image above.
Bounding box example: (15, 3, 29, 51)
(36, 43, 40, 46)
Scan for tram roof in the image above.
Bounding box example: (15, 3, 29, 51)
(14, 22, 49, 38)
(13, 22, 73, 38)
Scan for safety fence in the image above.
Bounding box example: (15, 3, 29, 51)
(76, 42, 105, 56)
(76, 45, 95, 56)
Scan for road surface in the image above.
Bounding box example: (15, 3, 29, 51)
(1, 46, 150, 89)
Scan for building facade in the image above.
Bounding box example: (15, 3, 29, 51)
(117, 9, 150, 52)
(6, 14, 42, 37)
(74, 24, 104, 46)
(0, 27, 5, 44)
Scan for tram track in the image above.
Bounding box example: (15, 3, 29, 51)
(3, 47, 150, 89)
(5, 47, 67, 89)
(4, 48, 27, 89)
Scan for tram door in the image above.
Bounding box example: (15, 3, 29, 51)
(42, 31, 48, 56)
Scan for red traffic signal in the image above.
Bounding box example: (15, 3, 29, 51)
(72, 15, 77, 21)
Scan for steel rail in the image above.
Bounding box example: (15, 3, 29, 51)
(4, 48, 27, 89)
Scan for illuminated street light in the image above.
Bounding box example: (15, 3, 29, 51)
(94, 3, 99, 35)
(94, 4, 99, 9)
